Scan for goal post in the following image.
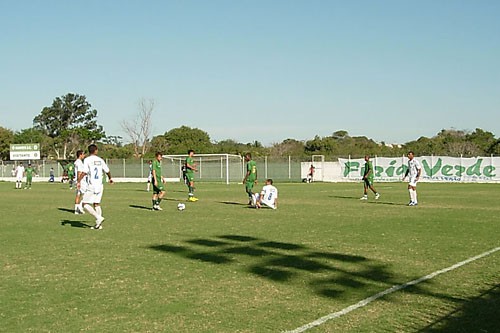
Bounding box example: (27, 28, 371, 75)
(162, 154, 243, 184)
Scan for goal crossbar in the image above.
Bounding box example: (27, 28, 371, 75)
(162, 154, 243, 184)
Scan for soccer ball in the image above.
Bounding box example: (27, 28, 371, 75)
(177, 203, 186, 211)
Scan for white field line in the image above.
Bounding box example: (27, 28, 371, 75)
(284, 246, 500, 333)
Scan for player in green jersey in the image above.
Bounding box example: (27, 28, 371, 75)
(151, 152, 166, 211)
(67, 163, 75, 189)
(185, 149, 198, 202)
(243, 153, 258, 206)
(360, 155, 380, 200)
(24, 163, 35, 189)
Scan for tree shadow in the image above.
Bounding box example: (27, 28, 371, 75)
(61, 219, 92, 228)
(417, 284, 500, 333)
(147, 234, 405, 299)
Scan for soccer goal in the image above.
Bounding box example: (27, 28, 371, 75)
(162, 154, 244, 184)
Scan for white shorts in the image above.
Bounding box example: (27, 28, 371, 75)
(408, 177, 418, 187)
(16, 175, 23, 181)
(82, 185, 103, 204)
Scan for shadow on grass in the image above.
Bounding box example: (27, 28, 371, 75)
(58, 207, 76, 214)
(417, 284, 500, 333)
(129, 204, 152, 210)
(328, 195, 406, 206)
(219, 201, 248, 206)
(61, 219, 92, 228)
(147, 234, 403, 299)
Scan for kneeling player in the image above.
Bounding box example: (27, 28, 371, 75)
(256, 179, 278, 209)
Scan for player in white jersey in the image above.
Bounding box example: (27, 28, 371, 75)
(73, 150, 86, 214)
(403, 151, 421, 206)
(255, 179, 278, 209)
(77, 144, 113, 229)
(15, 162, 25, 189)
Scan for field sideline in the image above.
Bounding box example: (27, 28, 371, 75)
(0, 181, 499, 332)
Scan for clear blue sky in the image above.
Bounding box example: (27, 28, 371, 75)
(1, 0, 499, 145)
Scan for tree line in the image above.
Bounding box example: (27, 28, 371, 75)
(1, 93, 499, 161)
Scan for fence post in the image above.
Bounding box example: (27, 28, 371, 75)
(288, 155, 291, 179)
(264, 156, 268, 179)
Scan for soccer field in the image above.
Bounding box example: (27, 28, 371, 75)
(0, 181, 499, 332)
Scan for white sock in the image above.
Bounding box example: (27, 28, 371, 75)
(74, 204, 78, 211)
(95, 206, 102, 217)
(410, 189, 418, 202)
(84, 204, 99, 218)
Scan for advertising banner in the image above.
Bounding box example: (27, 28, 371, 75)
(339, 156, 500, 182)
(10, 143, 41, 160)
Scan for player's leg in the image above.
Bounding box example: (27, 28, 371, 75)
(245, 182, 254, 205)
(360, 179, 368, 200)
(369, 183, 380, 199)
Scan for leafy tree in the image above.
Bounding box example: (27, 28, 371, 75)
(149, 135, 169, 156)
(269, 139, 306, 157)
(163, 126, 213, 154)
(0, 126, 15, 160)
(33, 93, 105, 159)
(466, 128, 496, 155)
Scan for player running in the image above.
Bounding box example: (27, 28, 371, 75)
(360, 155, 380, 200)
(256, 179, 278, 209)
(77, 144, 113, 229)
(185, 149, 198, 202)
(403, 151, 422, 206)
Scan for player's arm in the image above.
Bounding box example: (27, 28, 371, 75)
(416, 164, 422, 180)
(186, 162, 197, 172)
(243, 165, 250, 183)
(106, 171, 113, 184)
(403, 168, 409, 180)
(76, 170, 87, 189)
(274, 197, 278, 208)
(152, 169, 158, 185)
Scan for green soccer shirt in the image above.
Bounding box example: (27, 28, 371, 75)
(185, 156, 194, 174)
(246, 160, 257, 182)
(364, 161, 374, 180)
(152, 159, 162, 182)
(26, 167, 34, 178)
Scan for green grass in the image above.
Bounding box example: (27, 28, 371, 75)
(0, 181, 499, 332)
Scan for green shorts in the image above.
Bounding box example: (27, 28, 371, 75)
(153, 180, 165, 193)
(363, 178, 374, 186)
(185, 172, 194, 182)
(245, 179, 256, 193)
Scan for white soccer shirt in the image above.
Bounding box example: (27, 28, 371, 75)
(74, 158, 84, 176)
(82, 155, 110, 193)
(260, 184, 278, 209)
(15, 165, 25, 179)
(408, 158, 421, 178)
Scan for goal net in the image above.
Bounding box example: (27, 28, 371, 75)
(162, 154, 244, 184)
